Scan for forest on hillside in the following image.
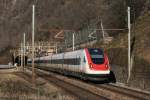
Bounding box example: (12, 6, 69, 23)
(0, 0, 149, 49)
(0, 0, 149, 92)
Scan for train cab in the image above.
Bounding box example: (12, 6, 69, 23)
(83, 48, 110, 80)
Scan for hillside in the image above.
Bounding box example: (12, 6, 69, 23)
(132, 11, 150, 61)
(0, 0, 147, 48)
(0, 0, 149, 64)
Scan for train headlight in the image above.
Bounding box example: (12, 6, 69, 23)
(105, 64, 110, 69)
(105, 64, 108, 68)
(89, 63, 93, 69)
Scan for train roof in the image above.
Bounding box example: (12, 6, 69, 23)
(28, 48, 104, 60)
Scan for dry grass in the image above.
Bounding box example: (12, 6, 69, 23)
(0, 79, 74, 100)
(0, 72, 77, 100)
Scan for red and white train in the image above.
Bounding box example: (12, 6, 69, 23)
(27, 48, 113, 81)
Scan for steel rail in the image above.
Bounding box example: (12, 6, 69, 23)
(27, 67, 109, 100)
(28, 67, 150, 100)
(96, 84, 150, 100)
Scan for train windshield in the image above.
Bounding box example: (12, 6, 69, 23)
(88, 48, 104, 64)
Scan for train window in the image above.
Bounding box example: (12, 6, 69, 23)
(50, 59, 63, 64)
(49, 60, 51, 64)
(63, 58, 80, 65)
(88, 48, 104, 64)
(77, 58, 81, 65)
(46, 58, 81, 65)
(91, 55, 103, 58)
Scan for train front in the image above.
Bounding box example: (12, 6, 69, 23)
(84, 48, 110, 80)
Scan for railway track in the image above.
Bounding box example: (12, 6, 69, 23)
(27, 68, 108, 100)
(38, 73, 108, 100)
(96, 84, 150, 100)
(28, 67, 150, 100)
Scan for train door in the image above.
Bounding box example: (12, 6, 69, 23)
(81, 50, 86, 74)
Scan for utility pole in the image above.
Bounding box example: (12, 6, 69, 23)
(101, 19, 105, 40)
(127, 7, 131, 83)
(21, 43, 23, 70)
(73, 33, 75, 51)
(32, 4, 35, 86)
(13, 50, 15, 66)
(23, 33, 26, 71)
